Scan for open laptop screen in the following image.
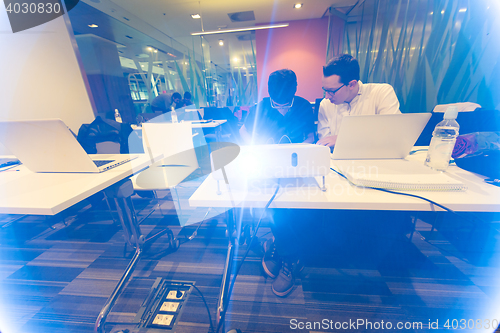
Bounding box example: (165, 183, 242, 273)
(332, 113, 431, 160)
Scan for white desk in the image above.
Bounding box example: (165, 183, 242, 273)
(0, 153, 163, 333)
(188, 151, 500, 326)
(134, 119, 227, 130)
(0, 154, 153, 215)
(133, 119, 227, 148)
(189, 153, 500, 213)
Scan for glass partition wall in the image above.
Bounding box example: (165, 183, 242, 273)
(67, 1, 258, 122)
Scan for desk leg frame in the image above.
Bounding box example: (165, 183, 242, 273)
(95, 247, 142, 333)
(94, 179, 175, 333)
(216, 208, 237, 329)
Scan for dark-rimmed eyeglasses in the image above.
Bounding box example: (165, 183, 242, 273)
(322, 84, 345, 96)
(271, 97, 294, 109)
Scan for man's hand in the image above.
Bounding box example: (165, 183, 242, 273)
(316, 135, 337, 147)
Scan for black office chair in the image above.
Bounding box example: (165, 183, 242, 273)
(415, 108, 500, 146)
(77, 116, 133, 154)
(202, 107, 241, 143)
(76, 116, 134, 223)
(313, 98, 323, 142)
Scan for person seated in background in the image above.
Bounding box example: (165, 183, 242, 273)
(171, 92, 183, 109)
(183, 91, 194, 106)
(239, 69, 315, 145)
(317, 54, 401, 148)
(151, 91, 172, 113)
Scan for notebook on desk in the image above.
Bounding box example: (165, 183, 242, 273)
(333, 159, 466, 191)
(331, 113, 466, 191)
(0, 119, 135, 173)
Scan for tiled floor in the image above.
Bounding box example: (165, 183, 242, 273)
(1, 192, 500, 333)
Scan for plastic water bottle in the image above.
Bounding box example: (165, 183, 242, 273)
(114, 109, 122, 123)
(171, 107, 178, 123)
(425, 106, 460, 171)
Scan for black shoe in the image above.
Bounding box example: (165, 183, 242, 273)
(272, 259, 295, 297)
(262, 238, 281, 279)
(262, 237, 273, 253)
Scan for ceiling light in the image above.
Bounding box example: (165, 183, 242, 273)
(219, 40, 224, 46)
(191, 23, 289, 36)
(191, 14, 201, 19)
(147, 47, 153, 51)
(441, 10, 445, 14)
(294, 3, 302, 9)
(459, 8, 467, 12)
(88, 24, 98, 28)
(233, 57, 239, 62)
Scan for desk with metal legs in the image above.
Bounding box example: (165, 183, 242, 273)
(189, 156, 500, 327)
(0, 154, 158, 333)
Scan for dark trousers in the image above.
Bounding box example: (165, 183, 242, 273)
(269, 209, 413, 263)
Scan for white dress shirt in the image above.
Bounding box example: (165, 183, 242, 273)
(317, 81, 401, 139)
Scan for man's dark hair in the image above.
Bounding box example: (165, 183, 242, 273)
(323, 54, 360, 85)
(268, 69, 297, 104)
(172, 92, 182, 101)
(184, 91, 192, 100)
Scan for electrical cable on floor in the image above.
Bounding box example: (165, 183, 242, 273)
(215, 181, 281, 333)
(186, 283, 215, 333)
(182, 207, 213, 243)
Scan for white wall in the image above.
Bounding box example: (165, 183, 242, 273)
(0, 8, 96, 153)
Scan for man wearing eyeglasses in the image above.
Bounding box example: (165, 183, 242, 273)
(316, 54, 401, 147)
(239, 69, 315, 297)
(240, 69, 315, 145)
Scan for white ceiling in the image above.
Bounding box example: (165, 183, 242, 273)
(80, 0, 360, 70)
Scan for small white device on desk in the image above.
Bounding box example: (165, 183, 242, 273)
(210, 143, 331, 194)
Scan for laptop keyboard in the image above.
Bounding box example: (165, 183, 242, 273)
(93, 160, 113, 167)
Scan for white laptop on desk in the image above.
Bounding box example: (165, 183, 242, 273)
(0, 119, 135, 173)
(332, 113, 432, 160)
(330, 113, 466, 191)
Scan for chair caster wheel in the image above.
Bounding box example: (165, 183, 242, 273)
(167, 229, 179, 251)
(169, 238, 180, 250)
(239, 224, 251, 245)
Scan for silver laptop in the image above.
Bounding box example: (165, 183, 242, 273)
(332, 113, 432, 160)
(0, 119, 134, 173)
